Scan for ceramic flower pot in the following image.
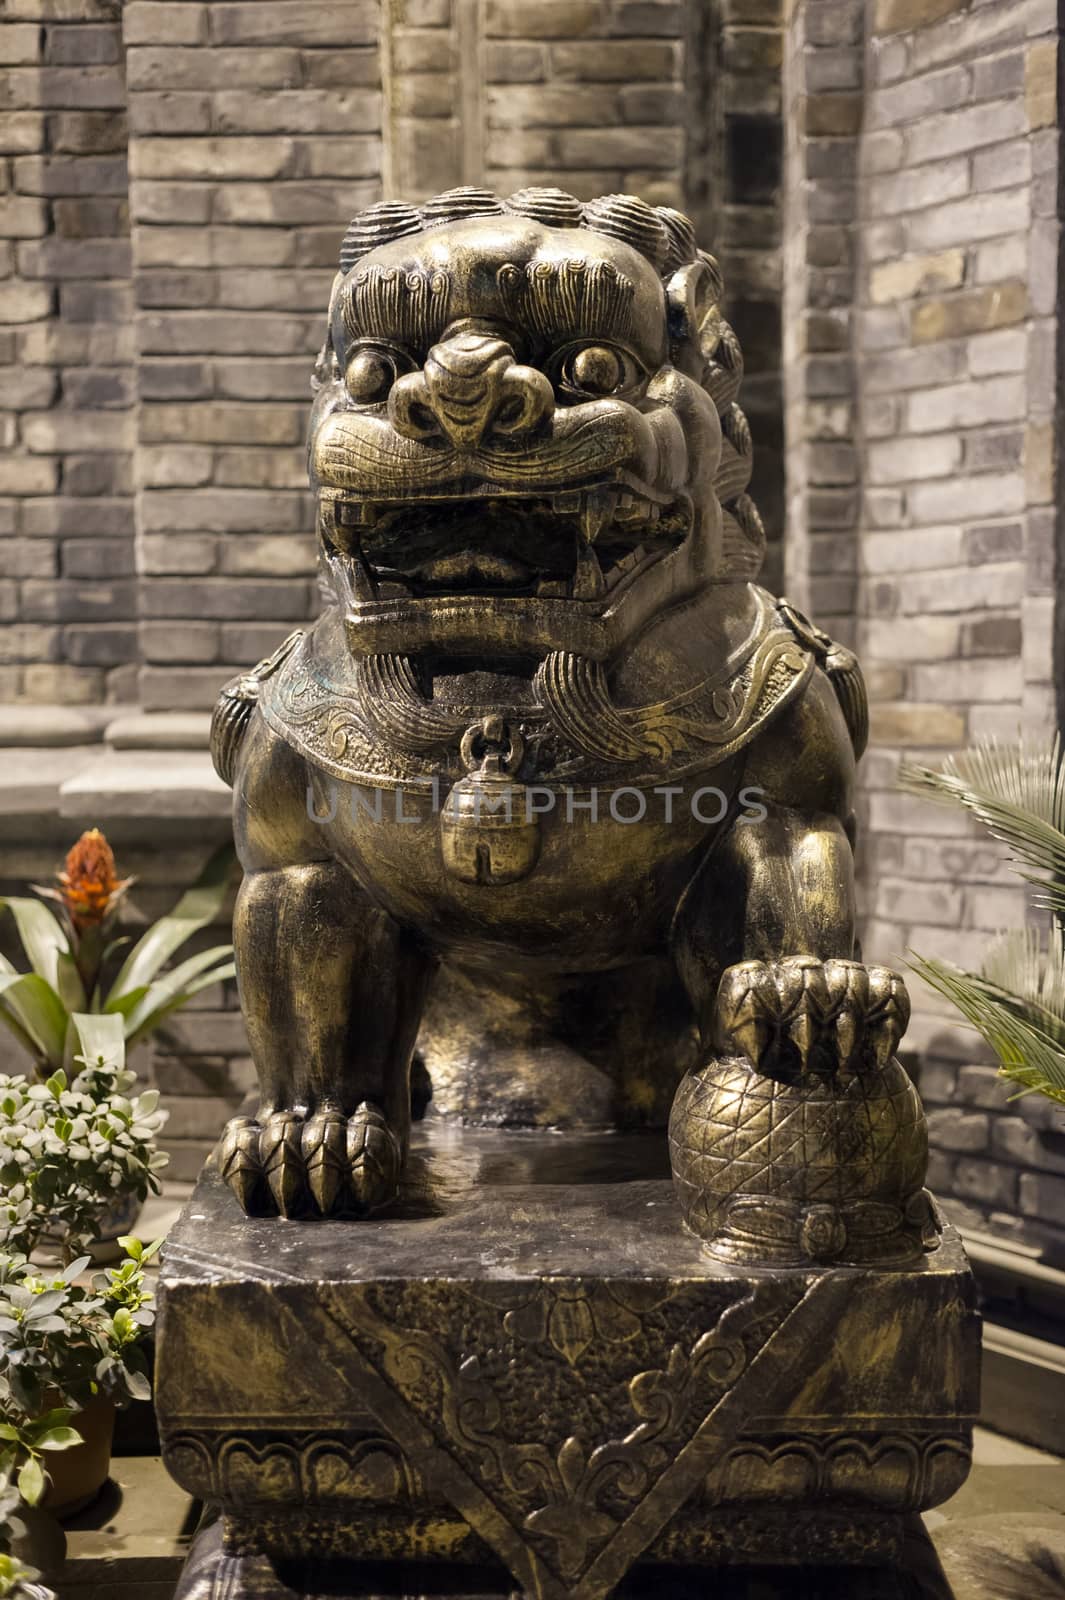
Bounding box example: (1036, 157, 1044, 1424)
(42, 1395, 116, 1519)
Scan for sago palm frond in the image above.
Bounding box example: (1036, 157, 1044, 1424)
(979, 927, 1065, 1048)
(910, 950, 1065, 1106)
(900, 738, 1065, 918)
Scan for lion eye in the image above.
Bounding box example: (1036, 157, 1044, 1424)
(345, 347, 398, 405)
(559, 344, 638, 399)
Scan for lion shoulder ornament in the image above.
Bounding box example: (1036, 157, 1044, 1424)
(210, 187, 935, 1269)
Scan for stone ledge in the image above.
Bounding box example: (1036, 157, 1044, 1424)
(3, 747, 229, 820)
(60, 751, 230, 820)
(104, 713, 212, 751)
(0, 705, 117, 747)
(0, 707, 210, 751)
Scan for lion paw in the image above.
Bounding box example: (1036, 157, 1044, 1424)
(218, 1102, 402, 1218)
(716, 956, 909, 1075)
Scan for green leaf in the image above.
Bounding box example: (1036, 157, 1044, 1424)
(101, 984, 149, 1020)
(117, 1237, 142, 1260)
(27, 1408, 73, 1433)
(17, 1455, 44, 1507)
(120, 945, 235, 1042)
(900, 739, 1065, 902)
(0, 897, 86, 1013)
(124, 1368, 151, 1402)
(0, 998, 38, 1062)
(125, 960, 236, 1051)
(70, 1011, 125, 1071)
(0, 966, 67, 1067)
(36, 1427, 83, 1452)
(107, 846, 235, 1005)
(910, 951, 1065, 1104)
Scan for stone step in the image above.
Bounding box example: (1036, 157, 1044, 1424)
(58, 1453, 197, 1599)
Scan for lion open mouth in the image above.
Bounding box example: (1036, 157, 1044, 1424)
(329, 487, 691, 603)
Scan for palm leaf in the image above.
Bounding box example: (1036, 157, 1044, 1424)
(0, 962, 67, 1066)
(106, 845, 235, 1006)
(977, 928, 1065, 1048)
(899, 739, 1065, 910)
(0, 897, 86, 1013)
(910, 951, 1065, 1105)
(119, 945, 234, 1040)
(70, 1011, 125, 1069)
(125, 960, 236, 1050)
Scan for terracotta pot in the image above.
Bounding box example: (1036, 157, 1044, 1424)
(42, 1395, 116, 1518)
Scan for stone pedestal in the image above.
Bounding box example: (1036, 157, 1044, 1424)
(158, 1120, 979, 1600)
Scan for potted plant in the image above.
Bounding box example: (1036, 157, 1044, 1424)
(0, 1239, 159, 1519)
(0, 1027, 169, 1264)
(0, 1033, 163, 1520)
(0, 830, 233, 1241)
(901, 738, 1065, 1121)
(0, 829, 235, 1080)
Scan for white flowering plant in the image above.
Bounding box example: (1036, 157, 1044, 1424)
(0, 1039, 168, 1263)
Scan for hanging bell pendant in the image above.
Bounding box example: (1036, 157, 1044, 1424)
(440, 718, 541, 886)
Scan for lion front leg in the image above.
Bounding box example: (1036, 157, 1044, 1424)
(215, 713, 432, 1220)
(219, 863, 431, 1220)
(669, 681, 931, 1265)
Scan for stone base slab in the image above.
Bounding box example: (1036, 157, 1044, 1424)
(157, 1119, 980, 1600)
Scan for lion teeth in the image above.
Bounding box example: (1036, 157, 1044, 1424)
(571, 544, 606, 599)
(579, 489, 618, 543)
(536, 579, 568, 598)
(375, 579, 412, 599)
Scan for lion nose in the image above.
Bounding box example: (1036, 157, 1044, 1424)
(389, 333, 553, 448)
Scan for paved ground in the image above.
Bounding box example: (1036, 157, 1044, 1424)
(926, 1429, 1065, 1599)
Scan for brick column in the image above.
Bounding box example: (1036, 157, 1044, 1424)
(0, 0, 134, 705)
(718, 0, 785, 587)
(123, 0, 384, 710)
(781, 0, 864, 641)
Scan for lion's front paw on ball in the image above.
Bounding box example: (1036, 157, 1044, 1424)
(218, 1104, 402, 1218)
(716, 956, 910, 1073)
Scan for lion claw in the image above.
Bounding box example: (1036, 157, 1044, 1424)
(218, 1103, 403, 1218)
(716, 957, 909, 1076)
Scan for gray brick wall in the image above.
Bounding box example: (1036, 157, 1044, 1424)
(0, 0, 135, 705)
(0, 1, 785, 713)
(126, 0, 383, 710)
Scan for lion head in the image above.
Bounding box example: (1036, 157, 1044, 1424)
(310, 186, 764, 663)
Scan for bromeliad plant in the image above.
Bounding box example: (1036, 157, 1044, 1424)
(0, 830, 235, 1078)
(901, 737, 1065, 1106)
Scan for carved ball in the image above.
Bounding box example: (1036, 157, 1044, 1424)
(669, 1055, 929, 1243)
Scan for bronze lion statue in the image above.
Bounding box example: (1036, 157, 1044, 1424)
(210, 186, 932, 1266)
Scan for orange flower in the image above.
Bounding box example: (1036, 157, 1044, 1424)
(56, 828, 133, 931)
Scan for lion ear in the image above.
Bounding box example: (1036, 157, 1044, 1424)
(665, 251, 724, 361)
